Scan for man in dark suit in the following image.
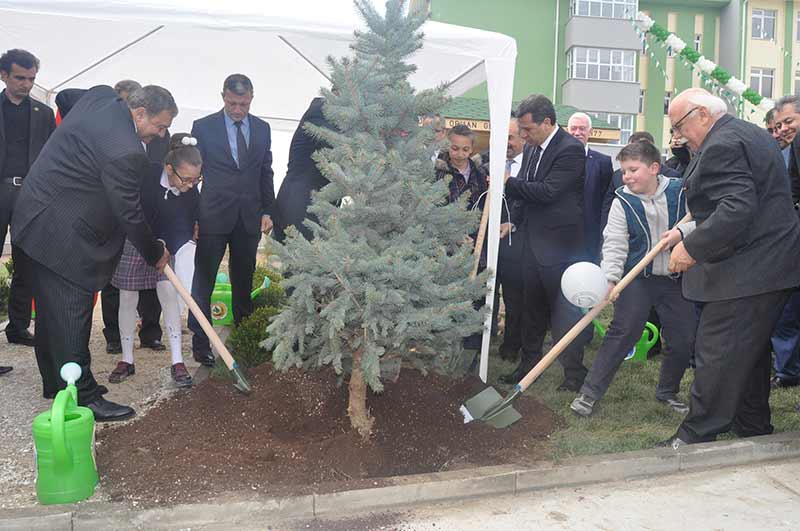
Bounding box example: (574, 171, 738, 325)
(500, 94, 591, 391)
(660, 88, 800, 447)
(567, 112, 613, 264)
(53, 82, 167, 354)
(273, 96, 330, 242)
(190, 74, 274, 366)
(0, 49, 55, 351)
(776, 95, 800, 206)
(12, 85, 174, 421)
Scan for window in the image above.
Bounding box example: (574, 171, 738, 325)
(750, 67, 774, 98)
(797, 11, 800, 41)
(570, 0, 638, 19)
(568, 47, 636, 82)
(694, 34, 702, 52)
(589, 112, 634, 145)
(752, 8, 776, 40)
(664, 91, 672, 115)
(639, 89, 645, 114)
(795, 70, 800, 96)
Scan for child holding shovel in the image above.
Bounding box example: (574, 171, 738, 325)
(109, 133, 201, 387)
(570, 141, 697, 417)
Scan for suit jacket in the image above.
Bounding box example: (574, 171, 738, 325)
(681, 114, 800, 302)
(583, 148, 614, 262)
(505, 127, 586, 266)
(273, 97, 330, 242)
(191, 110, 274, 236)
(11, 85, 163, 291)
(0, 90, 56, 176)
(600, 163, 681, 230)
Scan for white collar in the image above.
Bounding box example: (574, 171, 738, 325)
(511, 151, 523, 164)
(161, 169, 181, 197)
(585, 145, 589, 155)
(538, 125, 559, 153)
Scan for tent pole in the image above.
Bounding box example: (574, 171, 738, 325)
(277, 35, 333, 83)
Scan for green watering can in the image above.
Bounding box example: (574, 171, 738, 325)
(592, 320, 660, 361)
(32, 363, 98, 505)
(210, 272, 270, 326)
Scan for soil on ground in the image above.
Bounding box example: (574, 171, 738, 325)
(97, 364, 558, 505)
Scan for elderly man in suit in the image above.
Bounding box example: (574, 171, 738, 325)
(659, 88, 800, 447)
(500, 94, 591, 391)
(12, 85, 174, 421)
(567, 112, 613, 264)
(189, 74, 275, 366)
(0, 49, 55, 355)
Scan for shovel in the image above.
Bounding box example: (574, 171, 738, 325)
(163, 264, 252, 394)
(460, 213, 691, 428)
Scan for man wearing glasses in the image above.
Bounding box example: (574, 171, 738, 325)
(658, 88, 800, 448)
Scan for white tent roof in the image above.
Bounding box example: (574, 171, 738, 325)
(0, 0, 516, 380)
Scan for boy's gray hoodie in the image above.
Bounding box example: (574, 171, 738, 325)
(601, 175, 684, 283)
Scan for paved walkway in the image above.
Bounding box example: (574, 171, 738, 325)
(276, 459, 800, 531)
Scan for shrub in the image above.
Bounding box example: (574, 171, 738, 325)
(226, 305, 280, 368)
(252, 265, 286, 308)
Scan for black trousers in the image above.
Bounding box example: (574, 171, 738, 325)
(519, 251, 592, 384)
(496, 234, 524, 357)
(676, 289, 791, 443)
(29, 254, 100, 404)
(100, 284, 162, 344)
(0, 183, 33, 338)
(189, 216, 260, 352)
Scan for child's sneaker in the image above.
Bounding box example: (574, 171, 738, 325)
(658, 396, 689, 414)
(171, 362, 193, 387)
(570, 394, 596, 417)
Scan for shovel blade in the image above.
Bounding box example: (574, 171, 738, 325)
(230, 365, 252, 395)
(463, 386, 504, 421)
(484, 405, 522, 428)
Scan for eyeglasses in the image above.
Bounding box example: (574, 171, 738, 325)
(670, 107, 700, 135)
(173, 168, 203, 185)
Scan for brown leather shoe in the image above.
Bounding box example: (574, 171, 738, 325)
(108, 361, 135, 383)
(171, 362, 193, 387)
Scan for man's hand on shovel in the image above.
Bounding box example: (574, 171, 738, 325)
(661, 228, 696, 273)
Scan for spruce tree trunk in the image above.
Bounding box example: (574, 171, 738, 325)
(348, 346, 374, 440)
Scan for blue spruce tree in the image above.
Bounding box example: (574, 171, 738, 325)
(266, 0, 487, 439)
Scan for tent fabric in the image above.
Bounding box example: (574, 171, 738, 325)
(0, 0, 516, 381)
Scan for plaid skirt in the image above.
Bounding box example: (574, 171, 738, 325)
(111, 239, 165, 291)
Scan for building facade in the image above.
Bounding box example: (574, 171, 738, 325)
(413, 0, 795, 148)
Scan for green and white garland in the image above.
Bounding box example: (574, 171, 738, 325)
(635, 12, 775, 113)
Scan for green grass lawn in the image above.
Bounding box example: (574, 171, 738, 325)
(484, 307, 800, 460)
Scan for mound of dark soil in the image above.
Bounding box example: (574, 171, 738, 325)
(97, 365, 558, 505)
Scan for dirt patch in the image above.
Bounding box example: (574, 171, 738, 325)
(97, 365, 558, 505)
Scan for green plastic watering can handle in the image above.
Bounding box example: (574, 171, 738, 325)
(250, 276, 270, 300)
(50, 385, 76, 474)
(643, 321, 659, 350)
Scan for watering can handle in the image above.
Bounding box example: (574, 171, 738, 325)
(50, 387, 75, 474)
(644, 322, 659, 350)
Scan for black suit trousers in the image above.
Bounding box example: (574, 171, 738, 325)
(519, 247, 592, 384)
(0, 183, 33, 337)
(100, 284, 162, 344)
(189, 216, 260, 352)
(677, 289, 791, 443)
(29, 253, 100, 404)
(496, 234, 524, 356)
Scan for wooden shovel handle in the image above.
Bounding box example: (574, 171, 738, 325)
(471, 192, 490, 280)
(516, 213, 692, 392)
(163, 264, 237, 371)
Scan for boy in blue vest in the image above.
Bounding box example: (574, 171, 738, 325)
(570, 141, 697, 417)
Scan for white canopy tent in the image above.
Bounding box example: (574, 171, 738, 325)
(0, 0, 516, 381)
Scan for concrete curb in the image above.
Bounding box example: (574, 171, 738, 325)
(3, 432, 800, 529)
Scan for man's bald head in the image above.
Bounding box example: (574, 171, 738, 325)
(668, 88, 727, 152)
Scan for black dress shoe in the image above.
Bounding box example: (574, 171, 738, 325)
(770, 375, 800, 389)
(557, 379, 583, 392)
(193, 349, 215, 367)
(0, 366, 12, 375)
(106, 341, 122, 354)
(7, 329, 35, 346)
(499, 360, 534, 385)
(655, 435, 690, 449)
(141, 339, 166, 351)
(84, 396, 135, 422)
